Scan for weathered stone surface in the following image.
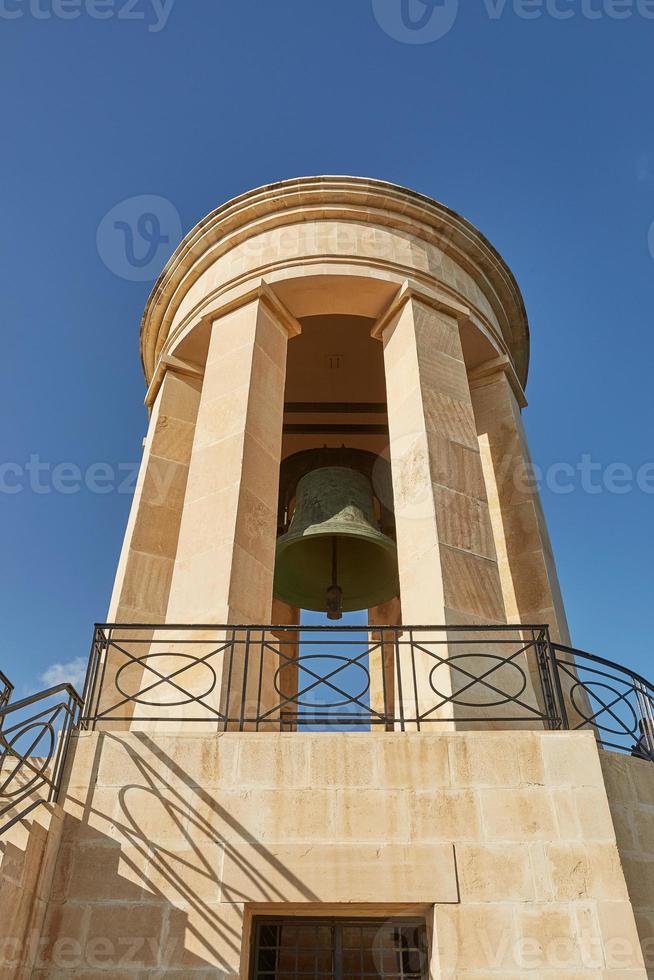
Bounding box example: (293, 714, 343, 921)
(1, 732, 644, 976)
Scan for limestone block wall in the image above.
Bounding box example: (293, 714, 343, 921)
(9, 730, 647, 978)
(0, 800, 64, 980)
(602, 751, 654, 976)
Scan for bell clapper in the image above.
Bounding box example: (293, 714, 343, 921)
(326, 536, 343, 621)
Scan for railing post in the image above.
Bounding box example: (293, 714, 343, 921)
(89, 626, 111, 732)
(635, 681, 654, 759)
(547, 633, 570, 731)
(380, 627, 393, 731)
(533, 627, 559, 730)
(239, 629, 251, 733)
(51, 690, 83, 804)
(80, 626, 103, 731)
(222, 628, 234, 733)
(394, 630, 406, 733)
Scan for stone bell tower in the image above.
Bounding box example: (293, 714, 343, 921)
(111, 177, 565, 642)
(102, 176, 571, 730)
(3, 177, 654, 978)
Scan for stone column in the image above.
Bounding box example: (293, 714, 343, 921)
(146, 287, 301, 730)
(470, 359, 585, 727)
(470, 358, 570, 643)
(94, 369, 201, 728)
(372, 288, 540, 729)
(109, 369, 201, 624)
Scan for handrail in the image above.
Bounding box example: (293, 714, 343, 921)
(0, 681, 84, 835)
(0, 683, 83, 717)
(553, 642, 654, 696)
(551, 642, 654, 761)
(92, 621, 553, 632)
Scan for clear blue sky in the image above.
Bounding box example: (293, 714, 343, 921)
(1, 1, 653, 698)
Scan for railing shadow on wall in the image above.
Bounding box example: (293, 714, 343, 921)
(0, 683, 83, 834)
(23, 732, 321, 975)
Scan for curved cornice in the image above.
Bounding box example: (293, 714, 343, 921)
(140, 176, 530, 387)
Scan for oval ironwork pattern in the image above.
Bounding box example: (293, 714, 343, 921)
(570, 680, 640, 737)
(0, 721, 55, 799)
(274, 655, 370, 709)
(429, 654, 527, 708)
(115, 653, 217, 707)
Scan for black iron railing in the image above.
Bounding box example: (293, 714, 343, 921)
(82, 623, 561, 731)
(553, 643, 654, 760)
(80, 624, 654, 758)
(0, 683, 84, 834)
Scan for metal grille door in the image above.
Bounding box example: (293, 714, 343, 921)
(251, 918, 429, 979)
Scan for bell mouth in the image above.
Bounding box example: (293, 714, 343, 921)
(273, 530, 399, 613)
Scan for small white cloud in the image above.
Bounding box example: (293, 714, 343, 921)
(39, 657, 87, 692)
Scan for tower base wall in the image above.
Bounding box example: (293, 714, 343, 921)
(1, 731, 652, 977)
(601, 751, 654, 976)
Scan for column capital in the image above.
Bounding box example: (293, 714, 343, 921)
(161, 353, 204, 379)
(370, 280, 471, 341)
(145, 279, 301, 407)
(255, 280, 304, 339)
(202, 278, 302, 339)
(144, 354, 204, 411)
(468, 354, 528, 409)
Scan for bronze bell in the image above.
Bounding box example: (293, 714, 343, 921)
(273, 466, 399, 619)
